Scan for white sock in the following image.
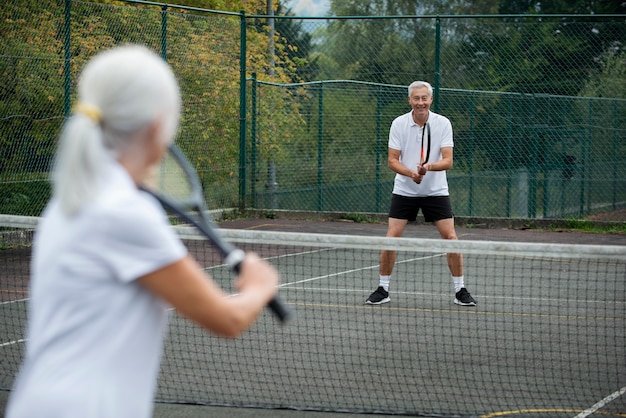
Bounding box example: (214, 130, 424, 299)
(453, 276, 464, 293)
(379, 275, 390, 291)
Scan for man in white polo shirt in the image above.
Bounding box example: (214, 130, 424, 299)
(366, 81, 476, 307)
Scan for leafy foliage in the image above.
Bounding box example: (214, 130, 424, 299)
(0, 0, 309, 212)
(1, 0, 624, 218)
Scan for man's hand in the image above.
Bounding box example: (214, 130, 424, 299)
(412, 163, 429, 183)
(410, 168, 424, 184)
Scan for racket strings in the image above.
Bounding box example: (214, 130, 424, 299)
(147, 152, 195, 202)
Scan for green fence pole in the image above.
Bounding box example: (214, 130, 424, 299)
(160, 6, 167, 60)
(579, 116, 586, 217)
(506, 94, 513, 217)
(433, 16, 441, 112)
(529, 95, 538, 219)
(468, 92, 475, 216)
(612, 101, 617, 210)
(529, 135, 537, 219)
(63, 0, 71, 117)
(317, 83, 324, 211)
(583, 99, 592, 216)
(542, 97, 553, 218)
(250, 73, 257, 207)
(238, 11, 247, 211)
(376, 86, 382, 212)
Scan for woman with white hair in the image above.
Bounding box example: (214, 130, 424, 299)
(6, 45, 279, 418)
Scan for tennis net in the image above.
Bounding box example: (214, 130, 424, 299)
(1, 215, 625, 417)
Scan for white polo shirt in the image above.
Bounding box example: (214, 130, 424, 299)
(389, 110, 454, 197)
(7, 157, 187, 418)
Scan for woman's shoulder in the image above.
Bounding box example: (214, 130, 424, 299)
(99, 192, 164, 228)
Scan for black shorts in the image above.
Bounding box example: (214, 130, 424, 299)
(389, 194, 454, 223)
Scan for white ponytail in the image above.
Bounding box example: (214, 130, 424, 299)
(53, 45, 181, 216)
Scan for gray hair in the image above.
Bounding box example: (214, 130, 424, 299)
(408, 81, 433, 97)
(53, 45, 181, 215)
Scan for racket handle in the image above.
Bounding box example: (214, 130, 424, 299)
(224, 248, 246, 270)
(268, 296, 293, 323)
(226, 249, 293, 323)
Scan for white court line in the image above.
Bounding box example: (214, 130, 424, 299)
(264, 247, 335, 262)
(573, 386, 626, 418)
(278, 286, 626, 310)
(268, 251, 623, 307)
(0, 338, 27, 348)
(266, 250, 623, 306)
(203, 247, 335, 272)
(0, 299, 28, 347)
(0, 298, 29, 305)
(279, 287, 454, 302)
(278, 253, 445, 287)
(205, 247, 444, 288)
(475, 294, 625, 305)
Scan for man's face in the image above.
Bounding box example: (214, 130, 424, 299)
(408, 86, 433, 118)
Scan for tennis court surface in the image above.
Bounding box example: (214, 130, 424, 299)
(1, 215, 625, 417)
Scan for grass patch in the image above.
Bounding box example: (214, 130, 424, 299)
(340, 213, 379, 223)
(550, 219, 626, 234)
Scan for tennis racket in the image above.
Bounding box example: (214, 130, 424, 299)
(141, 143, 292, 323)
(418, 122, 431, 176)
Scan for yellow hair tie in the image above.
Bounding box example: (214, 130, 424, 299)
(72, 102, 103, 124)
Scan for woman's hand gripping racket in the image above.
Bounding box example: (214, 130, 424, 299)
(141, 144, 293, 323)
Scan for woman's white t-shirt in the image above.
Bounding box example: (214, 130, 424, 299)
(389, 110, 454, 197)
(7, 159, 187, 418)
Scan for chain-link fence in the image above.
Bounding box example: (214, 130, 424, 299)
(248, 15, 626, 218)
(1, 1, 625, 219)
(250, 81, 625, 218)
(1, 0, 246, 216)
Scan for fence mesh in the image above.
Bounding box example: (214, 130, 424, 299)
(250, 81, 626, 217)
(1, 215, 625, 416)
(249, 15, 626, 217)
(1, 1, 625, 218)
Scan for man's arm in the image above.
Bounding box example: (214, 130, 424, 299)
(422, 146, 453, 172)
(388, 148, 412, 176)
(388, 148, 422, 183)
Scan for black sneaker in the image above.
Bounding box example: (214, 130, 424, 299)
(454, 288, 476, 306)
(366, 286, 390, 305)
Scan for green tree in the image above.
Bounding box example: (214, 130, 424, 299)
(499, 0, 625, 14)
(579, 49, 625, 99)
(0, 0, 64, 214)
(493, 0, 626, 95)
(274, 2, 316, 82)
